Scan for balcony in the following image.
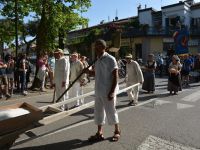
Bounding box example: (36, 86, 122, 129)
(121, 26, 200, 38)
(122, 27, 171, 37)
(190, 27, 200, 36)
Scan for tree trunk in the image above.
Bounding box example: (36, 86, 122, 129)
(58, 28, 65, 49)
(31, 0, 48, 89)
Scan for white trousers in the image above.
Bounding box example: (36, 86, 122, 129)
(94, 96, 119, 125)
(70, 82, 84, 105)
(126, 83, 139, 103)
(55, 83, 68, 111)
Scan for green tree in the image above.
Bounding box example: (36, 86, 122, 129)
(21, 20, 39, 54)
(0, 0, 91, 54)
(0, 19, 16, 45)
(0, 0, 91, 88)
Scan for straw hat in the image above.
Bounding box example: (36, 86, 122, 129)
(125, 54, 133, 59)
(148, 53, 154, 57)
(172, 55, 180, 61)
(71, 52, 78, 57)
(54, 48, 63, 54)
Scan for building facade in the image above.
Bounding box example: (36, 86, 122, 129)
(67, 0, 200, 61)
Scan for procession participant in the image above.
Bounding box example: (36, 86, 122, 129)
(142, 54, 157, 93)
(69, 52, 85, 107)
(124, 53, 144, 106)
(84, 39, 120, 142)
(53, 49, 70, 111)
(80, 55, 90, 83)
(168, 55, 182, 95)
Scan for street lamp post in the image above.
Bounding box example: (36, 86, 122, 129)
(15, 0, 18, 58)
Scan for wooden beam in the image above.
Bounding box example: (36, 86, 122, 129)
(40, 101, 94, 125)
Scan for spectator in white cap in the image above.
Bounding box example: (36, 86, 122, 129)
(124, 53, 144, 106)
(53, 48, 70, 110)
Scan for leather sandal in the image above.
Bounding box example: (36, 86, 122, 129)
(88, 133, 105, 142)
(111, 130, 121, 142)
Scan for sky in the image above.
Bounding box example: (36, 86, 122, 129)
(82, 0, 200, 27)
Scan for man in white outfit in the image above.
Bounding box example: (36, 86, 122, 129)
(69, 52, 85, 107)
(53, 49, 70, 111)
(84, 39, 121, 142)
(125, 54, 144, 106)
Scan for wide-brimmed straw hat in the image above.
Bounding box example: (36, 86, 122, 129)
(172, 55, 180, 61)
(71, 52, 78, 57)
(54, 48, 63, 54)
(148, 53, 154, 57)
(125, 54, 132, 59)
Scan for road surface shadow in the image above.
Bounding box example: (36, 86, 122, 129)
(71, 108, 94, 116)
(117, 92, 127, 97)
(155, 84, 167, 87)
(12, 139, 100, 150)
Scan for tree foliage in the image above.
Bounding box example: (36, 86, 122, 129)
(0, 0, 91, 54)
(0, 19, 16, 45)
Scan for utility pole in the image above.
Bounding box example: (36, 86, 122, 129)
(15, 0, 18, 58)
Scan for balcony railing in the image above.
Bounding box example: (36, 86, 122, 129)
(122, 27, 178, 37)
(122, 26, 200, 37)
(190, 27, 200, 36)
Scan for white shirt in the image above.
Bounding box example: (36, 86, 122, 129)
(95, 52, 119, 97)
(54, 57, 70, 85)
(126, 60, 144, 84)
(70, 60, 84, 82)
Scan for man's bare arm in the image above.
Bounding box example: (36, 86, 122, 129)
(108, 69, 118, 101)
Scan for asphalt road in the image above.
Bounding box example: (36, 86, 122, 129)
(1, 77, 200, 150)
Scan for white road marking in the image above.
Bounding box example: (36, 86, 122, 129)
(137, 135, 197, 150)
(181, 91, 200, 102)
(177, 103, 194, 110)
(154, 99, 172, 105)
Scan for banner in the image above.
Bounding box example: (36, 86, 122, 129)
(173, 28, 189, 55)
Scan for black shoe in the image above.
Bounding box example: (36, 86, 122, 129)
(128, 101, 137, 106)
(5, 94, 11, 100)
(88, 133, 104, 142)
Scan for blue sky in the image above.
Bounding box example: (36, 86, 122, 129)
(82, 0, 200, 27)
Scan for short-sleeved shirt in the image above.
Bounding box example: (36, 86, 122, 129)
(48, 57, 55, 70)
(183, 58, 192, 72)
(95, 52, 119, 97)
(0, 60, 6, 76)
(70, 60, 84, 82)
